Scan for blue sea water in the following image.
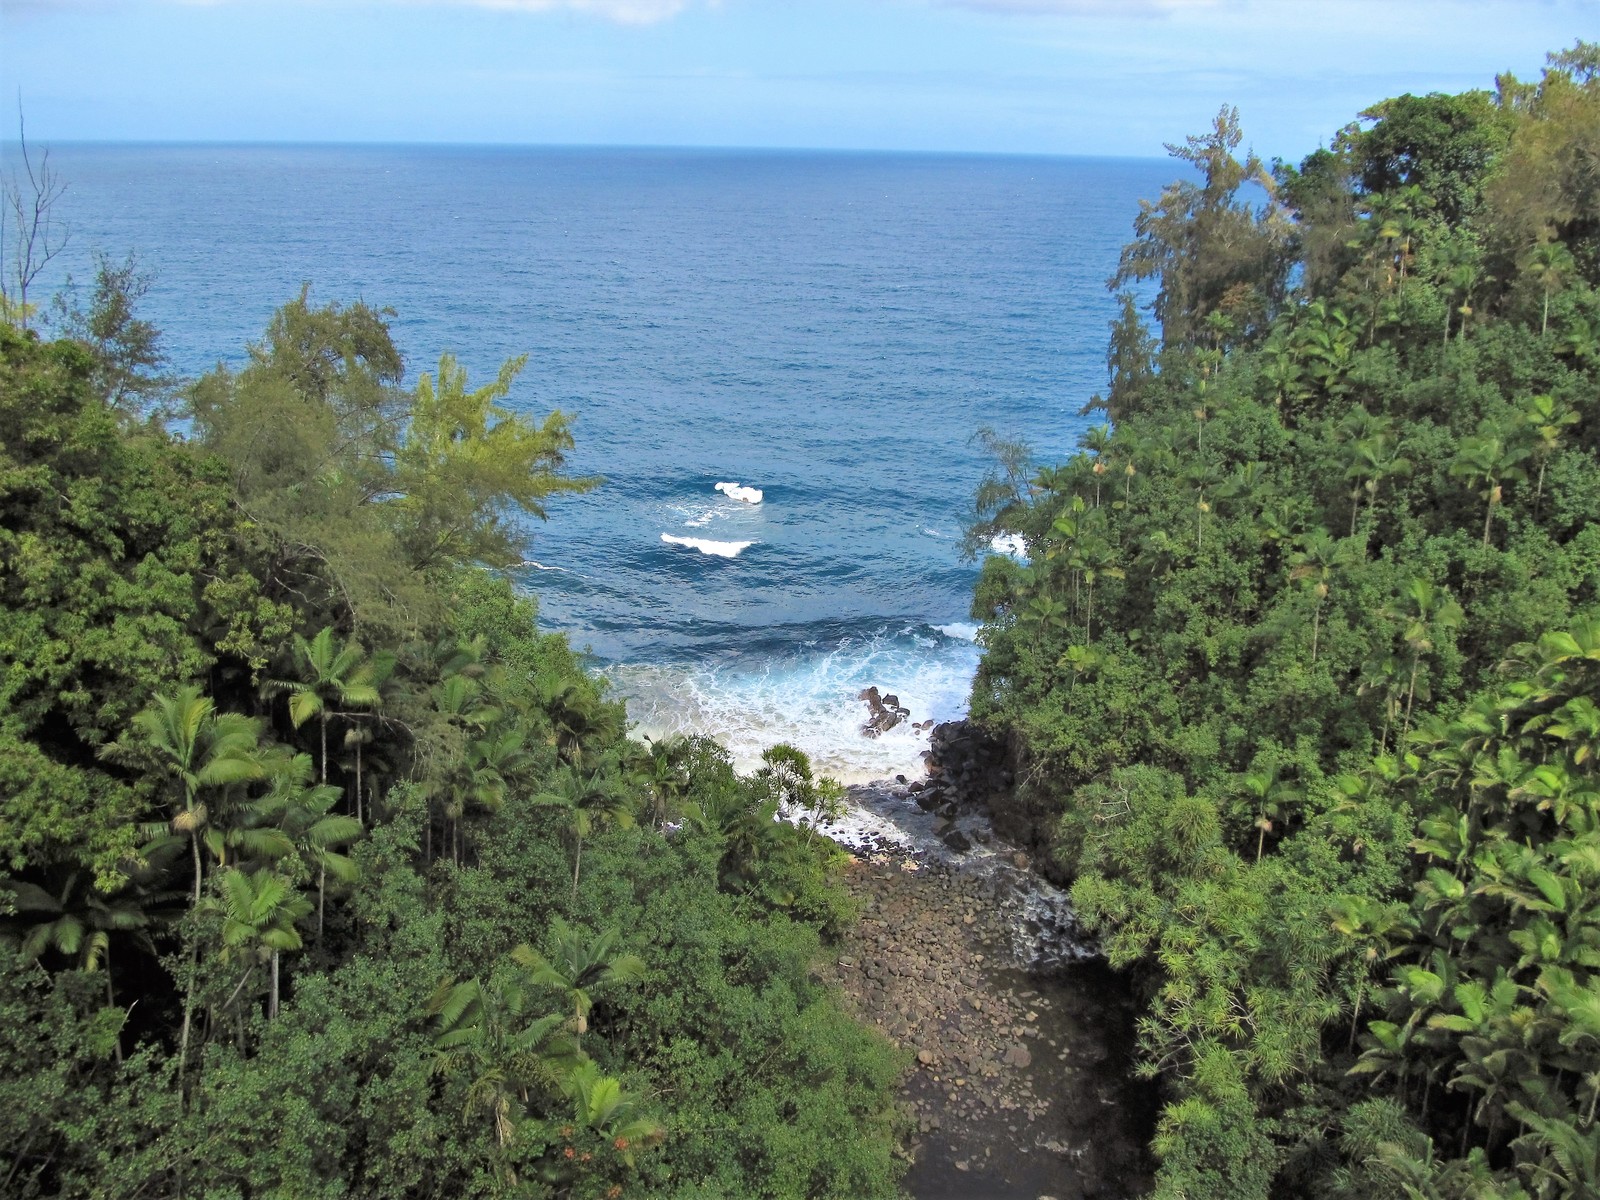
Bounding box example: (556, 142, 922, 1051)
(32, 144, 1170, 779)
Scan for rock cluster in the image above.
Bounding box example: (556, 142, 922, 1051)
(858, 686, 912, 737)
(909, 719, 1014, 853)
(822, 847, 1146, 1197)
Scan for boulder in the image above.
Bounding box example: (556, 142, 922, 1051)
(942, 829, 972, 853)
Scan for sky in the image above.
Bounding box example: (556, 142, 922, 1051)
(0, 0, 1593, 159)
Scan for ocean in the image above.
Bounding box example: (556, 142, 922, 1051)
(31, 143, 1170, 781)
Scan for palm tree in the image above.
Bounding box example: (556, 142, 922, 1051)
(124, 686, 266, 1078)
(512, 918, 646, 1049)
(1384, 579, 1465, 740)
(0, 872, 162, 1031)
(1525, 240, 1574, 337)
(264, 627, 387, 786)
(538, 676, 619, 769)
(1330, 894, 1415, 1052)
(1288, 529, 1362, 664)
(205, 867, 311, 1019)
(427, 973, 576, 1155)
(1239, 767, 1300, 863)
(560, 1060, 664, 1167)
(1518, 392, 1579, 515)
(1070, 535, 1124, 642)
(532, 764, 635, 902)
(1449, 432, 1529, 548)
(1184, 460, 1224, 551)
(630, 735, 694, 830)
(254, 753, 362, 935)
(1343, 431, 1412, 536)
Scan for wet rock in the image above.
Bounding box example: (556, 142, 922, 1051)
(858, 686, 912, 737)
(942, 829, 972, 853)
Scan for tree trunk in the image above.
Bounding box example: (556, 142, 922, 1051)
(320, 712, 328, 785)
(571, 831, 584, 905)
(355, 736, 363, 826)
(1348, 977, 1364, 1053)
(270, 951, 280, 1019)
(317, 864, 326, 937)
(1482, 494, 1495, 548)
(1311, 604, 1322, 664)
(1402, 655, 1423, 739)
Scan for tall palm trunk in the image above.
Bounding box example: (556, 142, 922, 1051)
(270, 951, 280, 1018)
(1403, 655, 1422, 740)
(319, 711, 328, 784)
(178, 827, 204, 1088)
(571, 831, 584, 904)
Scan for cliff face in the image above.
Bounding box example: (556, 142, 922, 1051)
(920, 720, 1075, 883)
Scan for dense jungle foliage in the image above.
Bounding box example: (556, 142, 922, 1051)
(0, 284, 903, 1197)
(967, 42, 1600, 1200)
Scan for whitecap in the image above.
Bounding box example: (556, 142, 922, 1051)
(661, 534, 754, 558)
(934, 622, 979, 642)
(713, 481, 764, 504)
(990, 533, 1028, 559)
(605, 625, 981, 784)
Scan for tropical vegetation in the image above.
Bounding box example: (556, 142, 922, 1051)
(966, 41, 1600, 1200)
(0, 277, 902, 1197)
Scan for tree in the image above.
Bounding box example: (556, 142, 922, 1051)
(1110, 105, 1291, 346)
(1524, 241, 1575, 337)
(264, 627, 386, 786)
(252, 753, 362, 936)
(52, 252, 171, 415)
(0, 113, 68, 331)
(532, 764, 634, 902)
(1517, 392, 1579, 514)
(427, 972, 574, 1157)
(394, 353, 599, 571)
(204, 867, 310, 1019)
(1384, 578, 1464, 739)
(124, 685, 266, 1076)
(512, 919, 645, 1049)
(1288, 529, 1362, 664)
(1448, 431, 1529, 548)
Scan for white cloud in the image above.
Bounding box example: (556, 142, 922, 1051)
(937, 0, 1225, 14)
(4, 0, 700, 23)
(447, 0, 691, 22)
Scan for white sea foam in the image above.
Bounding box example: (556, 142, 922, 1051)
(713, 481, 764, 504)
(520, 559, 578, 576)
(660, 534, 755, 558)
(934, 622, 979, 642)
(605, 625, 980, 784)
(990, 533, 1028, 559)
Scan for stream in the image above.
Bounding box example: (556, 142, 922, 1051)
(796, 781, 1157, 1200)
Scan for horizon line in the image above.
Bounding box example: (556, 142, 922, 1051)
(5, 136, 1174, 164)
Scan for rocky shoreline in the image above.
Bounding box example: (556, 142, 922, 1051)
(813, 718, 1154, 1200)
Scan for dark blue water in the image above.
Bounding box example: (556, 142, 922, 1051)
(32, 143, 1168, 777)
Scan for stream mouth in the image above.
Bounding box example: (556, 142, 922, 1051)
(803, 782, 1157, 1199)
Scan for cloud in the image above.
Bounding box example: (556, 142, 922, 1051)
(937, 0, 1225, 14)
(444, 0, 691, 22)
(2, 0, 698, 23)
